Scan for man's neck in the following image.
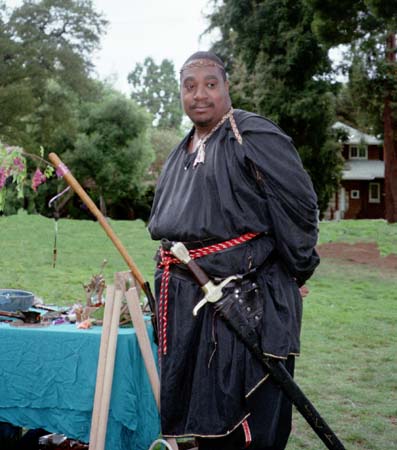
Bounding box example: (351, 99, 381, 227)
(194, 106, 232, 138)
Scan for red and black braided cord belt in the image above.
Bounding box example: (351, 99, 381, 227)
(157, 232, 260, 355)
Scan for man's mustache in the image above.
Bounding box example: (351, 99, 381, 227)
(190, 103, 214, 110)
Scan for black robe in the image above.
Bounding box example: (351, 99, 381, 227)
(148, 109, 320, 439)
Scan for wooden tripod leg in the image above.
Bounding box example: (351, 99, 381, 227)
(125, 287, 160, 407)
(89, 285, 115, 450)
(125, 287, 179, 450)
(95, 288, 122, 450)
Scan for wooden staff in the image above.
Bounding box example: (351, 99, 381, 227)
(49, 152, 158, 338)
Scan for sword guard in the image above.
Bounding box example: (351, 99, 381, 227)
(193, 275, 238, 316)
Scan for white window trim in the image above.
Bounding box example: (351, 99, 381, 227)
(349, 145, 368, 160)
(369, 182, 380, 203)
(351, 190, 360, 199)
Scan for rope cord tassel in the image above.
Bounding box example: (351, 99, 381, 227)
(157, 232, 259, 355)
(193, 107, 243, 168)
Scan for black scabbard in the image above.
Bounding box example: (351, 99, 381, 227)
(143, 281, 158, 345)
(214, 293, 346, 450)
(169, 241, 346, 449)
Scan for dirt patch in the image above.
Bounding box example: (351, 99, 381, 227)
(316, 241, 397, 272)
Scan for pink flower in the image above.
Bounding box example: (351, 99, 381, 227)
(13, 157, 25, 172)
(0, 167, 6, 189)
(32, 168, 47, 191)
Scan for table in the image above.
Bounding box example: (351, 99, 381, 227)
(0, 321, 160, 450)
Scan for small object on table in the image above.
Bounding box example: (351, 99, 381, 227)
(83, 260, 107, 307)
(68, 313, 77, 323)
(77, 319, 95, 329)
(39, 433, 67, 446)
(0, 289, 34, 312)
(0, 309, 41, 324)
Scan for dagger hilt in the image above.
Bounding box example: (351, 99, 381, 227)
(168, 241, 237, 316)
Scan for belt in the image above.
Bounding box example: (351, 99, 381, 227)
(157, 232, 260, 356)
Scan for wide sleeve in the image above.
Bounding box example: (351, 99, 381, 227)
(241, 123, 320, 285)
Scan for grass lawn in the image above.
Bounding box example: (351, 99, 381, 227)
(0, 211, 158, 304)
(1, 212, 396, 449)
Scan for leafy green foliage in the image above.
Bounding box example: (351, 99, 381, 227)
(308, 0, 397, 45)
(128, 57, 183, 129)
(147, 127, 183, 181)
(0, 143, 27, 211)
(63, 88, 154, 218)
(0, 0, 107, 150)
(0, 141, 57, 214)
(208, 0, 343, 213)
(309, 0, 397, 133)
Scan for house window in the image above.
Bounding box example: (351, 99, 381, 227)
(349, 145, 368, 159)
(351, 190, 360, 199)
(369, 183, 380, 203)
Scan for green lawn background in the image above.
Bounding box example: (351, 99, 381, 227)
(0, 212, 396, 449)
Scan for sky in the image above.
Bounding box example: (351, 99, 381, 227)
(90, 1, 346, 93)
(5, 0, 345, 94)
(5, 0, 216, 94)
(91, 0, 216, 94)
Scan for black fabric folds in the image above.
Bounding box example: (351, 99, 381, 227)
(148, 109, 320, 439)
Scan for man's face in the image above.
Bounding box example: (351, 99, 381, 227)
(180, 61, 231, 131)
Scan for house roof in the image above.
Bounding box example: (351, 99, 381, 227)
(342, 160, 385, 180)
(332, 121, 383, 146)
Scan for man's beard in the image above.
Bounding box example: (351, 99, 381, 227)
(193, 118, 212, 128)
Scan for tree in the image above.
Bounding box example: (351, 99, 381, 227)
(307, 0, 397, 222)
(207, 0, 343, 214)
(334, 62, 380, 133)
(0, 0, 107, 150)
(148, 127, 183, 181)
(0, 2, 36, 145)
(128, 57, 183, 129)
(64, 88, 154, 218)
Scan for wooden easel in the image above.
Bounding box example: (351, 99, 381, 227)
(88, 273, 178, 450)
(88, 283, 121, 450)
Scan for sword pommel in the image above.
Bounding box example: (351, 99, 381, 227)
(170, 242, 191, 264)
(170, 241, 211, 287)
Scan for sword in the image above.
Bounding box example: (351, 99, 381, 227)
(168, 240, 346, 450)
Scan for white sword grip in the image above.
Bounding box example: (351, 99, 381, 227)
(170, 242, 191, 264)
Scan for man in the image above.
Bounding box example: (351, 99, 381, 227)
(148, 51, 320, 450)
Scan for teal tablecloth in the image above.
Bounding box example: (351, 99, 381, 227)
(0, 321, 160, 450)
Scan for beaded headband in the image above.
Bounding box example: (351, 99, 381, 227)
(180, 59, 225, 74)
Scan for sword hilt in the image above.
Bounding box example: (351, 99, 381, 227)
(169, 241, 211, 287)
(192, 275, 238, 316)
(169, 241, 237, 316)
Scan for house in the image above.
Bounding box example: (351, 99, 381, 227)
(326, 121, 384, 220)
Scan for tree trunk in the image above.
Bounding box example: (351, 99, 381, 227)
(99, 193, 107, 217)
(384, 32, 397, 223)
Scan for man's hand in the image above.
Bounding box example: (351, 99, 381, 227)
(299, 285, 309, 298)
